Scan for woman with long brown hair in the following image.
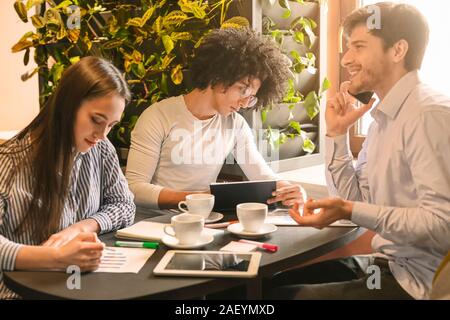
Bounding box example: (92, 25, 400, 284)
(0, 56, 136, 299)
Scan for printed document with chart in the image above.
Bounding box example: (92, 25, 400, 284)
(94, 247, 155, 273)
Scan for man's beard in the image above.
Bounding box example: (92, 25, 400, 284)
(350, 68, 378, 93)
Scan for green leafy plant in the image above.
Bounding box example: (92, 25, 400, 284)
(12, 0, 248, 148)
(290, 15, 317, 48)
(261, 0, 329, 156)
(273, 0, 329, 17)
(264, 77, 329, 155)
(265, 17, 317, 49)
(304, 77, 330, 121)
(274, 0, 309, 19)
(282, 78, 303, 104)
(290, 50, 316, 74)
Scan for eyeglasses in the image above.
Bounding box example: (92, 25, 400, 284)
(238, 85, 258, 108)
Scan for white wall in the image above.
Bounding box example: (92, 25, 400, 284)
(0, 0, 39, 132)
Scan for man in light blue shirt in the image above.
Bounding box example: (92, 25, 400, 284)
(267, 2, 450, 300)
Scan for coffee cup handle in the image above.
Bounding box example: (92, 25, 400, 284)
(178, 201, 188, 212)
(164, 225, 176, 237)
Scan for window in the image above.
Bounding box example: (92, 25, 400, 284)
(357, 0, 450, 136)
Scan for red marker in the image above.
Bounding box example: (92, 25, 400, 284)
(238, 239, 278, 252)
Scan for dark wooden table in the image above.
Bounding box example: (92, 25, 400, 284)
(4, 210, 364, 299)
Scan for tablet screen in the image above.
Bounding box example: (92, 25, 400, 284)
(153, 250, 261, 278)
(210, 180, 277, 212)
(166, 252, 252, 271)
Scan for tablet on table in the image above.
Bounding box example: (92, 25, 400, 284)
(153, 250, 262, 278)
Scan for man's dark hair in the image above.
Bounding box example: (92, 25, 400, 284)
(343, 2, 429, 71)
(189, 27, 291, 108)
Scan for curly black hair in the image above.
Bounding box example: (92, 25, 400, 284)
(189, 27, 291, 108)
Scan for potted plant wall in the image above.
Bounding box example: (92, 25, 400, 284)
(12, 0, 248, 164)
(262, 0, 321, 29)
(259, 0, 329, 161)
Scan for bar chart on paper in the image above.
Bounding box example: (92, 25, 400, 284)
(94, 247, 155, 273)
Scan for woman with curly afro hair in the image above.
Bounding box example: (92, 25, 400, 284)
(126, 27, 306, 210)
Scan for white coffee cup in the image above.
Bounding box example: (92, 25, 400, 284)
(236, 203, 268, 233)
(178, 194, 215, 219)
(164, 214, 205, 245)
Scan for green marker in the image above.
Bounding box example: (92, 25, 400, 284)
(114, 241, 159, 249)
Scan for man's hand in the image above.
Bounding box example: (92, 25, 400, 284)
(267, 181, 305, 207)
(289, 198, 354, 229)
(326, 81, 376, 137)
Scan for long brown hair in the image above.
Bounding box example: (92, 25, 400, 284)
(8, 56, 130, 243)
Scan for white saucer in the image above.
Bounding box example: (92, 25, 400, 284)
(227, 223, 278, 239)
(205, 212, 224, 224)
(161, 233, 214, 249)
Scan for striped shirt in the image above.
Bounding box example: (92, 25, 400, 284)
(0, 135, 136, 299)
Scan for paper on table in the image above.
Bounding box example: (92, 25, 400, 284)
(266, 209, 357, 227)
(266, 209, 297, 226)
(116, 220, 224, 241)
(220, 241, 257, 253)
(116, 221, 166, 241)
(94, 247, 155, 273)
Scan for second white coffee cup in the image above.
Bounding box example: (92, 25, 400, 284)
(178, 194, 215, 219)
(164, 214, 205, 245)
(236, 203, 268, 233)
